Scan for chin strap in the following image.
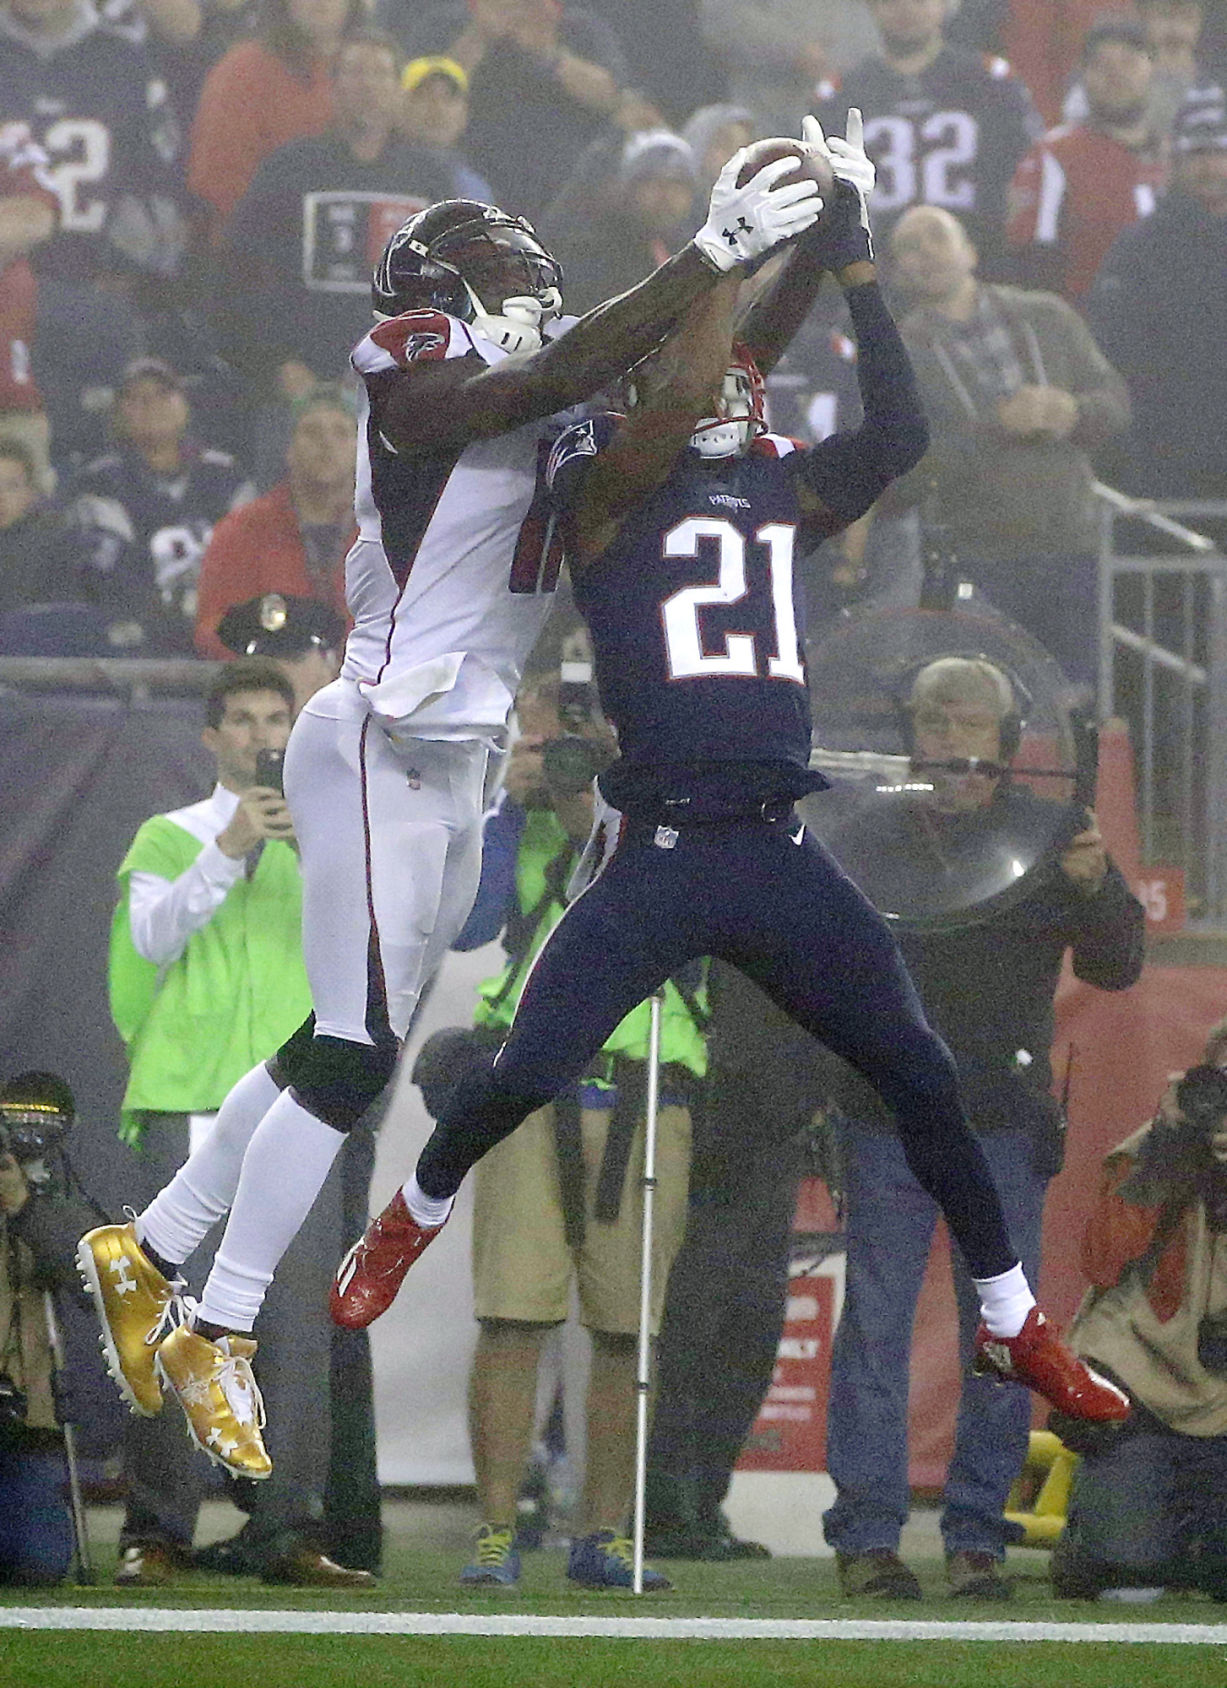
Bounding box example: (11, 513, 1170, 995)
(467, 285, 562, 355)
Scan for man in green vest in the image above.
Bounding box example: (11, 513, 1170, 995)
(425, 671, 704, 1592)
(104, 657, 376, 1589)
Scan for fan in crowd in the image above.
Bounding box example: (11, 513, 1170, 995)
(193, 385, 354, 658)
(68, 358, 254, 655)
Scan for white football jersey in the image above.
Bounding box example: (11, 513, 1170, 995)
(340, 308, 569, 742)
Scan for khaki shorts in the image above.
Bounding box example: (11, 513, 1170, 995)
(471, 1101, 691, 1334)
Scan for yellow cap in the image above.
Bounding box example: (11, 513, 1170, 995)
(402, 55, 468, 96)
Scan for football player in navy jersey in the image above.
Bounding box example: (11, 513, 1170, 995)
(334, 118, 1133, 1437)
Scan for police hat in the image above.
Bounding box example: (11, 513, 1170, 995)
(216, 593, 345, 660)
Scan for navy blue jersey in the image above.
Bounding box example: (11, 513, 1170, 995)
(67, 443, 253, 652)
(0, 15, 181, 281)
(548, 416, 818, 786)
(817, 48, 1041, 272)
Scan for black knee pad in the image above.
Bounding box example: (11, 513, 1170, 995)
(267, 1014, 315, 1091)
(279, 1032, 398, 1132)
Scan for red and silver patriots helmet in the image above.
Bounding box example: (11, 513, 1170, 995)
(690, 345, 767, 459)
(371, 199, 563, 354)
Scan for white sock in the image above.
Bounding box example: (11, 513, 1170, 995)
(196, 1090, 346, 1333)
(974, 1262, 1036, 1339)
(137, 1063, 282, 1269)
(399, 1172, 454, 1229)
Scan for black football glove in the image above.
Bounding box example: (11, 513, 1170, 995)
(802, 177, 874, 274)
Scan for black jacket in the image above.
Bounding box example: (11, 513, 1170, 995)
(834, 810, 1144, 1136)
(1087, 189, 1227, 499)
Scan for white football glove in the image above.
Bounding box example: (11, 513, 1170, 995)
(805, 108, 875, 252)
(693, 148, 824, 272)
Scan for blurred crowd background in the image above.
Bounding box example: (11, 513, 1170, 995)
(0, 0, 1225, 662)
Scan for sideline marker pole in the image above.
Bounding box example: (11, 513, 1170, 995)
(631, 991, 664, 1594)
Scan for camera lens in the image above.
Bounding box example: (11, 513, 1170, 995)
(1176, 1065, 1227, 1137)
(541, 735, 605, 799)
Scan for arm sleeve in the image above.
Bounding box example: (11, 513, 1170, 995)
(1048, 295, 1131, 447)
(127, 848, 244, 966)
(1068, 861, 1145, 991)
(796, 281, 930, 525)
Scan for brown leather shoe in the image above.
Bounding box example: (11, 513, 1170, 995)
(836, 1549, 923, 1599)
(114, 1542, 192, 1588)
(947, 1550, 1014, 1600)
(261, 1546, 378, 1588)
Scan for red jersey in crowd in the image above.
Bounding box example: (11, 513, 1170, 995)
(1007, 123, 1166, 301)
(193, 481, 353, 657)
(0, 124, 58, 413)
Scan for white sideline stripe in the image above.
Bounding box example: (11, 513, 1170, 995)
(4, 1609, 1227, 1643)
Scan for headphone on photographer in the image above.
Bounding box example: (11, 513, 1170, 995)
(894, 655, 1027, 769)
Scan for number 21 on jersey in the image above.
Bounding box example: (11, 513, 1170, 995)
(660, 517, 805, 684)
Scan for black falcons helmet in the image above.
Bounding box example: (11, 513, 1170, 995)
(371, 199, 563, 322)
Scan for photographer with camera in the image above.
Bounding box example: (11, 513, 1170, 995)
(820, 656, 1144, 1600)
(416, 669, 705, 1592)
(1053, 1024, 1227, 1602)
(88, 655, 378, 1588)
(0, 1074, 99, 1586)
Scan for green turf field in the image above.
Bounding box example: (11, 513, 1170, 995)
(4, 1633, 1227, 1688)
(3, 1538, 1226, 1688)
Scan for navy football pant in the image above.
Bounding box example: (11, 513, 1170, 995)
(418, 817, 1018, 1279)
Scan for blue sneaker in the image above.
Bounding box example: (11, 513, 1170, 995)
(566, 1530, 672, 1591)
(459, 1524, 521, 1588)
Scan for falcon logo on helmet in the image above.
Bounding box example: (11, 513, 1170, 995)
(372, 199, 563, 355)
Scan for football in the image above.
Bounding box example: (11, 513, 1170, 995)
(734, 137, 836, 205)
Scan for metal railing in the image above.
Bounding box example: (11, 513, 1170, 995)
(1096, 489, 1227, 927)
(0, 656, 217, 701)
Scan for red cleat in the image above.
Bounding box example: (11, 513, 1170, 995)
(972, 1308, 1131, 1423)
(330, 1190, 447, 1330)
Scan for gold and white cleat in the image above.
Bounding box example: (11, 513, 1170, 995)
(76, 1221, 179, 1416)
(154, 1324, 272, 1480)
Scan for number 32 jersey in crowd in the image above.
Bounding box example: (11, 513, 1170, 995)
(342, 308, 572, 742)
(817, 47, 1041, 272)
(546, 415, 824, 787)
(0, 8, 180, 281)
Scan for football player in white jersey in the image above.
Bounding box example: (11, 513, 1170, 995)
(79, 159, 828, 1476)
